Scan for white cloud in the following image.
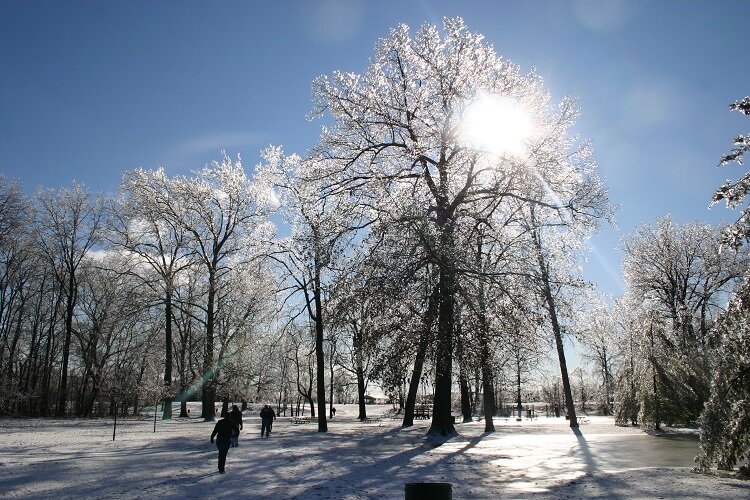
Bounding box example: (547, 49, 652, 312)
(171, 131, 266, 157)
(162, 131, 266, 169)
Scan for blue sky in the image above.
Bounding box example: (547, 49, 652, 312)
(1, 0, 748, 297)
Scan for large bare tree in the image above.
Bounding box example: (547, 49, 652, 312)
(309, 18, 609, 435)
(35, 183, 103, 416)
(166, 153, 266, 420)
(110, 168, 194, 419)
(256, 148, 364, 432)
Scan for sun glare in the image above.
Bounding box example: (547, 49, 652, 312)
(459, 95, 534, 157)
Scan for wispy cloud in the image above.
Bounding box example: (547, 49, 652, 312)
(301, 0, 366, 46)
(171, 131, 267, 157)
(161, 131, 268, 169)
(573, 0, 639, 34)
(622, 76, 687, 127)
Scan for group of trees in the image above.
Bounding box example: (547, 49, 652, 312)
(0, 19, 611, 436)
(1, 18, 746, 470)
(696, 96, 750, 474)
(0, 157, 276, 421)
(277, 18, 613, 435)
(593, 96, 750, 473)
(614, 217, 747, 429)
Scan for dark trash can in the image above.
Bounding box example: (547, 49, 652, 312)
(405, 482, 452, 499)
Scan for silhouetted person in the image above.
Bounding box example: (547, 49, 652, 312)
(229, 404, 243, 447)
(260, 404, 276, 437)
(331, 407, 336, 418)
(210, 412, 239, 473)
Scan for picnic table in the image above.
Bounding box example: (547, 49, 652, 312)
(414, 406, 432, 419)
(291, 416, 311, 424)
(577, 416, 590, 424)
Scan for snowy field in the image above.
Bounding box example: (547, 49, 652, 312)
(1, 404, 748, 499)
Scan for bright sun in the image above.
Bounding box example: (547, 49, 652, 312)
(459, 95, 534, 157)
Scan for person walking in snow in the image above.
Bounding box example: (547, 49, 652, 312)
(229, 405, 243, 447)
(259, 404, 276, 437)
(210, 412, 239, 474)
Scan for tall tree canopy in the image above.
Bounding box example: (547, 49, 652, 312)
(309, 18, 609, 435)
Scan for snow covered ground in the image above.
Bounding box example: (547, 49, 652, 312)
(0, 404, 747, 499)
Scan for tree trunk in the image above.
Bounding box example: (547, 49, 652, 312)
(456, 316, 472, 423)
(40, 306, 56, 416)
(475, 232, 495, 431)
(649, 319, 661, 430)
(402, 345, 424, 426)
(23, 288, 45, 402)
(348, 320, 368, 419)
(459, 371, 472, 423)
(516, 355, 523, 418)
(403, 284, 437, 428)
(356, 361, 367, 421)
(306, 394, 315, 417)
(328, 339, 335, 419)
(201, 269, 217, 421)
(84, 376, 99, 418)
(76, 367, 91, 417)
(6, 295, 26, 399)
(549, 298, 577, 427)
(57, 272, 76, 417)
(177, 327, 189, 417)
(481, 357, 495, 431)
(179, 394, 188, 418)
(313, 274, 327, 432)
(533, 228, 577, 428)
(428, 261, 456, 436)
(602, 350, 612, 415)
(162, 290, 173, 420)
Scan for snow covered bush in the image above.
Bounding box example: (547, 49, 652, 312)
(696, 275, 750, 472)
(696, 97, 750, 474)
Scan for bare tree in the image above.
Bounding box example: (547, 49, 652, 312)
(166, 154, 265, 421)
(110, 168, 194, 419)
(73, 258, 145, 416)
(309, 18, 610, 435)
(35, 183, 104, 416)
(577, 295, 618, 415)
(621, 217, 746, 425)
(256, 148, 364, 432)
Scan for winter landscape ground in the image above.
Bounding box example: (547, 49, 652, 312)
(1, 404, 748, 499)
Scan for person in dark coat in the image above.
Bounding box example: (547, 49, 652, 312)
(229, 405, 243, 447)
(259, 404, 276, 437)
(210, 413, 239, 473)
